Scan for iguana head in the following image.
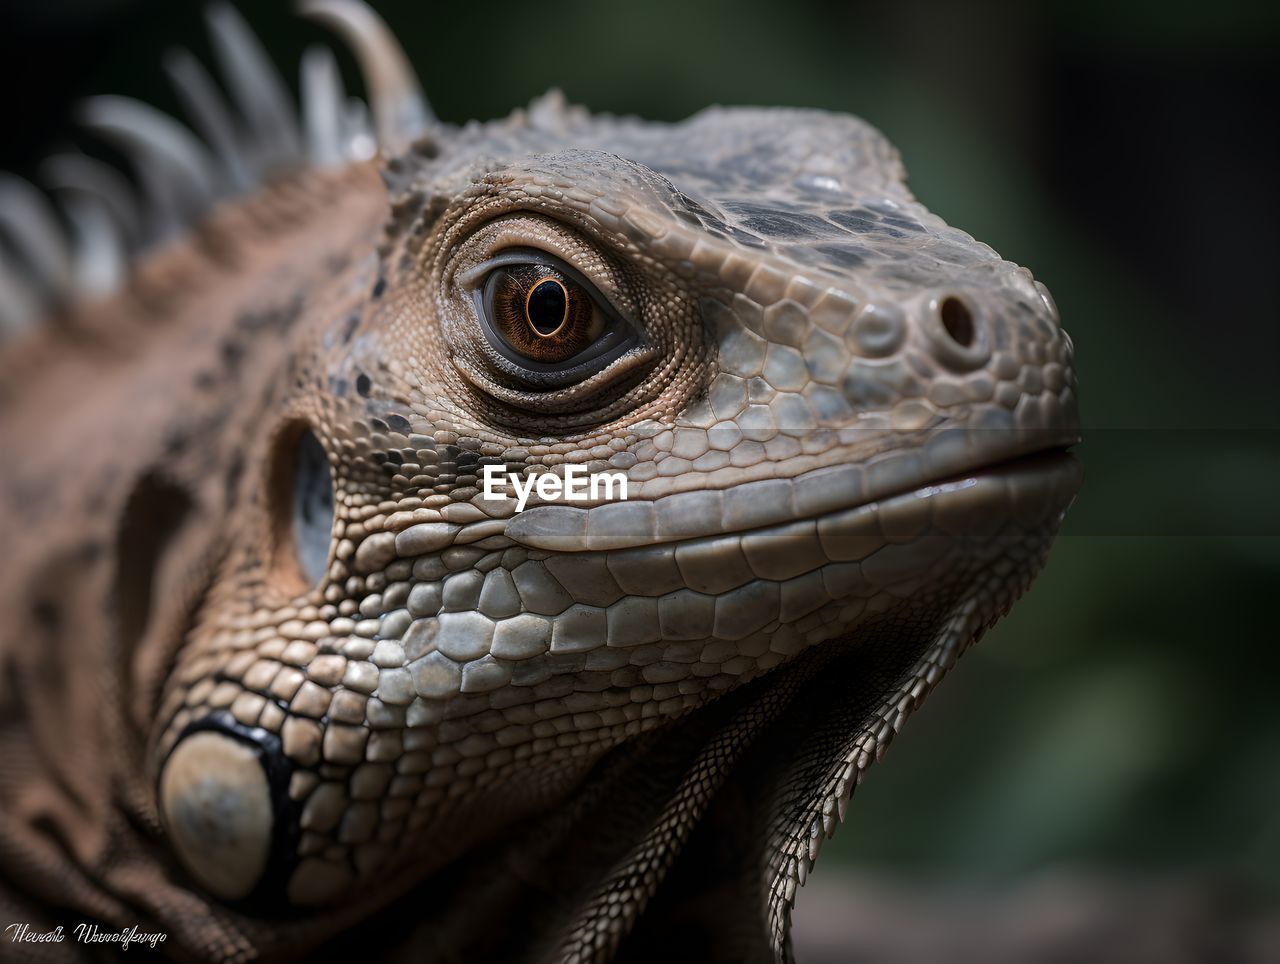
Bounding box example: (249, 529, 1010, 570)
(148, 1, 1080, 953)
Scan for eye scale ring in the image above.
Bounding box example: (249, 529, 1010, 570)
(524, 277, 569, 337)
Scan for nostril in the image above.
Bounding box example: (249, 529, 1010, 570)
(925, 294, 989, 371)
(939, 297, 975, 348)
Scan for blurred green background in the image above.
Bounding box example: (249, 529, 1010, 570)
(2, 0, 1277, 953)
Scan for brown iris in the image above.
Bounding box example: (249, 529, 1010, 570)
(489, 265, 603, 362)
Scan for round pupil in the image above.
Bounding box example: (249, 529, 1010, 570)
(526, 279, 567, 335)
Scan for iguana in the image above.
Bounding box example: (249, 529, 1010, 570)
(0, 2, 1081, 961)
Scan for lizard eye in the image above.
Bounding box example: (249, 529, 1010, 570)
(466, 249, 640, 382)
(486, 267, 603, 362)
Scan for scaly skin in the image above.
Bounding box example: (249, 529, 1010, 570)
(0, 22, 1079, 964)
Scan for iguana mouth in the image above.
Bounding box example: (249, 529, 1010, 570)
(792, 438, 1083, 535)
(864, 443, 1081, 531)
(907, 442, 1082, 517)
(958, 444, 1080, 481)
(503, 433, 1082, 553)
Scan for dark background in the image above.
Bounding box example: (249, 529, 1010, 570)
(2, 0, 1277, 958)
